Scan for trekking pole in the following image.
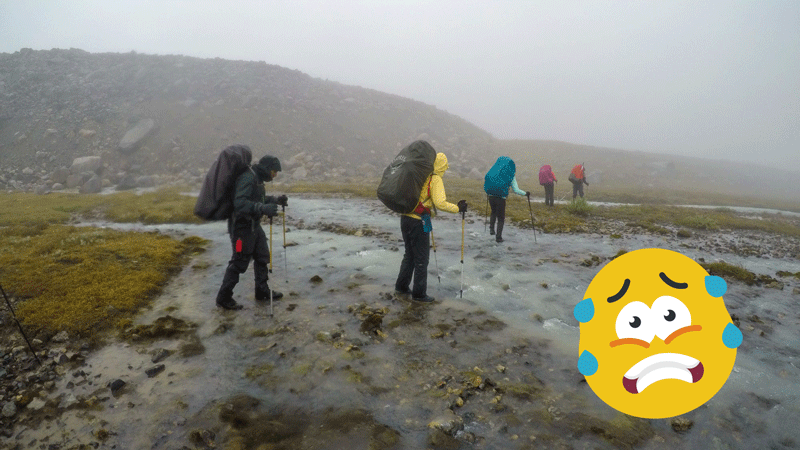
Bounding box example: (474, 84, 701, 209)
(526, 193, 537, 244)
(430, 229, 441, 285)
(282, 205, 288, 284)
(484, 194, 488, 233)
(0, 283, 41, 366)
(269, 217, 274, 318)
(460, 210, 466, 299)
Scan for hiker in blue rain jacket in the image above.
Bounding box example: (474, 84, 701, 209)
(484, 156, 530, 243)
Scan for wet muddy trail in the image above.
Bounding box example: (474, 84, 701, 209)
(4, 195, 800, 449)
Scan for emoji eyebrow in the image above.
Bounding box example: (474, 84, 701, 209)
(607, 279, 630, 303)
(660, 272, 688, 289)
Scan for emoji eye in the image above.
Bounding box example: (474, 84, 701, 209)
(651, 296, 691, 341)
(615, 301, 655, 343)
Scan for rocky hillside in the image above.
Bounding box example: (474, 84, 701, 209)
(0, 48, 495, 193)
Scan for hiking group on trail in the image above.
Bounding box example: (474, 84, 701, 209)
(196, 141, 589, 308)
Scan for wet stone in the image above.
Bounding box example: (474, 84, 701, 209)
(146, 364, 166, 378)
(671, 417, 694, 433)
(310, 275, 323, 283)
(109, 379, 126, 394)
(151, 348, 172, 364)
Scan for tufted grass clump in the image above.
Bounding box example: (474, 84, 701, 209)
(0, 224, 205, 338)
(565, 198, 594, 217)
(676, 214, 720, 231)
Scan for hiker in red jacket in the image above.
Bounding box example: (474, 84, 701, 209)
(569, 164, 589, 200)
(538, 164, 557, 206)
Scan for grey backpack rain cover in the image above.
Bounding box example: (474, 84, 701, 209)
(194, 144, 253, 220)
(376, 140, 436, 214)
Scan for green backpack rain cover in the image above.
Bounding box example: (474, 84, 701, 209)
(484, 156, 516, 198)
(377, 140, 436, 214)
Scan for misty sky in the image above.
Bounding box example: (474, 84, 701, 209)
(1, 1, 798, 166)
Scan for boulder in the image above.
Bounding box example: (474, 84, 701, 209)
(136, 175, 155, 188)
(51, 167, 70, 184)
(118, 118, 156, 154)
(116, 174, 137, 190)
(52, 183, 65, 191)
(292, 167, 308, 180)
(65, 174, 85, 189)
(80, 175, 102, 194)
(70, 156, 102, 174)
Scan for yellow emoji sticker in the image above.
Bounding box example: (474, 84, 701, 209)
(574, 248, 742, 419)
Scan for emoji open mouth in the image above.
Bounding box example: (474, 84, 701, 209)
(622, 353, 704, 394)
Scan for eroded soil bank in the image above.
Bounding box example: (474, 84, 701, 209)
(2, 196, 800, 450)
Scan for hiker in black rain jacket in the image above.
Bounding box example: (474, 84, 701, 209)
(216, 155, 287, 310)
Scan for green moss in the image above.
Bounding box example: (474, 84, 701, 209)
(0, 186, 201, 227)
(702, 262, 756, 285)
(676, 214, 719, 231)
(0, 224, 207, 337)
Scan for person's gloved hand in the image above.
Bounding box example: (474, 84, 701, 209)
(457, 200, 468, 213)
(585, 181, 590, 186)
(526, 191, 531, 197)
(277, 195, 288, 207)
(259, 203, 278, 217)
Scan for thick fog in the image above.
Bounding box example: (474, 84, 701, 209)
(1, 0, 798, 166)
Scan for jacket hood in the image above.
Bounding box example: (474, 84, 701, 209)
(253, 155, 281, 182)
(433, 153, 449, 176)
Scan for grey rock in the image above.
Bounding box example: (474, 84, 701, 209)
(51, 183, 65, 191)
(292, 167, 308, 180)
(151, 349, 172, 364)
(109, 379, 126, 394)
(51, 167, 70, 184)
(1, 401, 16, 418)
(428, 410, 464, 436)
(65, 174, 85, 189)
(80, 175, 102, 194)
(34, 185, 49, 195)
(118, 118, 156, 154)
(116, 174, 137, 190)
(27, 398, 46, 411)
(22, 167, 34, 175)
(62, 393, 78, 409)
(146, 364, 165, 378)
(135, 175, 155, 188)
(70, 156, 102, 174)
(51, 331, 69, 343)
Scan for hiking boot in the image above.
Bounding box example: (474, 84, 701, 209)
(489, 228, 495, 235)
(412, 295, 435, 303)
(255, 288, 283, 301)
(395, 287, 411, 295)
(216, 298, 243, 310)
(496, 237, 504, 243)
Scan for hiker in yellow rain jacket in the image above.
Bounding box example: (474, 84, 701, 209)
(395, 152, 467, 302)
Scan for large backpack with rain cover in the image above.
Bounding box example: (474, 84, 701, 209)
(376, 140, 436, 214)
(194, 144, 253, 220)
(539, 164, 554, 185)
(484, 156, 516, 197)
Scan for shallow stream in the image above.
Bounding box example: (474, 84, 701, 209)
(7, 196, 800, 449)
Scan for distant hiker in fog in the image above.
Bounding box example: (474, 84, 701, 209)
(569, 163, 589, 200)
(484, 156, 529, 243)
(538, 164, 557, 207)
(216, 154, 287, 310)
(394, 152, 467, 303)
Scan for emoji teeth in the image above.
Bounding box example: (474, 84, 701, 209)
(622, 353, 703, 394)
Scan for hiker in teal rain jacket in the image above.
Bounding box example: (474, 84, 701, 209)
(484, 156, 529, 243)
